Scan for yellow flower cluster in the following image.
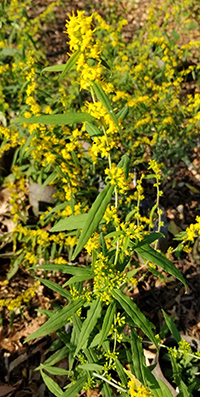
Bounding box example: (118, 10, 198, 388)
(183, 216, 200, 243)
(105, 165, 130, 195)
(178, 339, 191, 355)
(93, 253, 126, 304)
(84, 232, 100, 255)
(0, 280, 40, 311)
(65, 11, 103, 90)
(128, 379, 152, 397)
(6, 175, 26, 224)
(109, 312, 125, 342)
(148, 159, 163, 177)
(25, 50, 40, 118)
(0, 126, 25, 158)
(103, 205, 119, 227)
(14, 223, 76, 256)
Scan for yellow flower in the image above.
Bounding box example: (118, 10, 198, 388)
(128, 378, 152, 397)
(105, 165, 129, 195)
(84, 232, 100, 255)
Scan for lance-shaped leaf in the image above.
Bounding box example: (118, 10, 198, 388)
(62, 376, 87, 397)
(42, 64, 66, 73)
(122, 154, 130, 179)
(74, 298, 102, 356)
(93, 82, 119, 128)
(131, 328, 146, 384)
(59, 49, 81, 80)
(135, 244, 186, 288)
(117, 154, 130, 179)
(25, 297, 85, 342)
(50, 213, 88, 232)
(41, 370, 63, 397)
(11, 112, 95, 126)
(41, 365, 69, 376)
(112, 289, 158, 347)
(116, 106, 129, 121)
(79, 363, 103, 372)
(72, 183, 114, 259)
(42, 50, 81, 76)
(130, 232, 163, 249)
(162, 310, 181, 343)
(144, 367, 173, 397)
(98, 302, 116, 346)
(35, 277, 71, 300)
(85, 122, 103, 138)
(32, 264, 91, 276)
(63, 271, 95, 286)
(42, 346, 69, 367)
(114, 359, 128, 387)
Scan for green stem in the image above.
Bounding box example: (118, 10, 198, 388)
(93, 373, 127, 393)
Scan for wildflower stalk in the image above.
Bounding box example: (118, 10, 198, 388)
(154, 175, 161, 251)
(93, 373, 126, 393)
(101, 124, 112, 170)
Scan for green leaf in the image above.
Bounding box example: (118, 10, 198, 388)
(35, 277, 71, 300)
(99, 57, 111, 70)
(40, 370, 63, 397)
(171, 30, 180, 41)
(112, 289, 158, 347)
(41, 365, 69, 376)
(156, 379, 174, 397)
(43, 346, 69, 366)
(101, 382, 113, 397)
(79, 363, 103, 372)
(105, 230, 122, 239)
(75, 298, 102, 356)
(25, 297, 85, 341)
(126, 268, 140, 279)
(135, 244, 186, 288)
(133, 232, 163, 248)
(85, 122, 103, 138)
(89, 332, 102, 348)
(43, 202, 70, 219)
(98, 302, 116, 346)
(131, 328, 146, 384)
(122, 154, 130, 179)
(59, 50, 81, 80)
(1, 48, 22, 57)
(161, 310, 181, 343)
(72, 183, 114, 259)
(144, 367, 173, 397)
(63, 272, 94, 286)
(50, 213, 88, 232)
(42, 172, 58, 188)
(114, 358, 127, 387)
(93, 82, 119, 128)
(62, 376, 87, 397)
(11, 112, 95, 126)
(32, 264, 91, 276)
(69, 314, 81, 371)
(42, 64, 67, 73)
(178, 380, 191, 396)
(99, 233, 107, 256)
(7, 251, 24, 280)
(116, 106, 129, 121)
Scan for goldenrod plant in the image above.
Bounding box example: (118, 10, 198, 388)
(10, 10, 190, 396)
(1, 1, 200, 395)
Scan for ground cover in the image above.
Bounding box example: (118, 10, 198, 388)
(1, 0, 200, 395)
